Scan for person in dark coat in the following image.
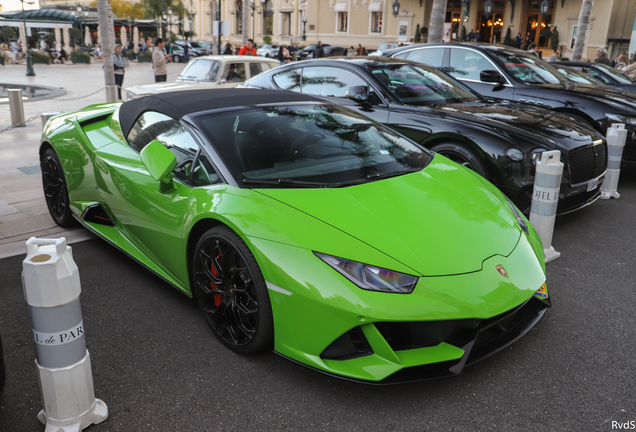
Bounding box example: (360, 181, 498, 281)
(314, 41, 325, 58)
(223, 43, 234, 55)
(595, 47, 611, 65)
(515, 32, 522, 49)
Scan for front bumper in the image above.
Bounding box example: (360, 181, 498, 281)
(248, 227, 548, 383)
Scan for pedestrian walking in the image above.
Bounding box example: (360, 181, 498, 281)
(152, 37, 171, 82)
(113, 44, 128, 100)
(515, 32, 522, 49)
(314, 41, 325, 58)
(223, 43, 234, 55)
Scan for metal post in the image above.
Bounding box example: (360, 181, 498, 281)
(600, 123, 627, 199)
(21, 0, 36, 76)
(8, 89, 25, 127)
(529, 150, 563, 263)
(41, 112, 62, 130)
(22, 237, 108, 431)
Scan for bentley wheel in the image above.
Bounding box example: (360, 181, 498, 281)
(41, 148, 75, 227)
(193, 226, 274, 354)
(430, 142, 491, 179)
(173, 55, 180, 63)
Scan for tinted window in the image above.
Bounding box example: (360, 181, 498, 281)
(301, 66, 366, 97)
(405, 48, 444, 68)
(273, 68, 302, 91)
(369, 64, 478, 105)
(587, 68, 611, 84)
(249, 62, 263, 77)
(594, 64, 634, 84)
(489, 50, 562, 84)
(195, 104, 431, 188)
(449, 49, 495, 81)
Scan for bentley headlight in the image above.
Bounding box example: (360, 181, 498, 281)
(605, 113, 636, 125)
(505, 197, 529, 235)
(315, 252, 418, 294)
(505, 148, 524, 161)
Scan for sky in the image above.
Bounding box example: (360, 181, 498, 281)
(0, 0, 40, 13)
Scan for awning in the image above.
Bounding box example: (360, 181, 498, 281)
(369, 1, 383, 12)
(335, 1, 348, 12)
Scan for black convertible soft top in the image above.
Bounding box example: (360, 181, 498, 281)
(118, 88, 323, 139)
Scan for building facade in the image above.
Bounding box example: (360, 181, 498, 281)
(185, 0, 636, 60)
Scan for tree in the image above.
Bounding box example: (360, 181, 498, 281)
(1, 26, 15, 43)
(572, 0, 594, 61)
(242, 0, 249, 45)
(502, 27, 515, 47)
(69, 28, 82, 47)
(97, 0, 116, 102)
(550, 27, 560, 52)
(428, 0, 447, 43)
(90, 0, 144, 18)
(414, 24, 421, 43)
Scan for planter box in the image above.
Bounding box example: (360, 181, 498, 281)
(32, 57, 50, 65)
(72, 57, 91, 64)
(0, 57, 4, 66)
(137, 56, 151, 63)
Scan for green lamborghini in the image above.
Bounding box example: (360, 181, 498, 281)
(40, 88, 550, 383)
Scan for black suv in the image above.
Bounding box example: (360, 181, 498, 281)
(382, 43, 636, 162)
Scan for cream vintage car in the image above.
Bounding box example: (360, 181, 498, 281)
(125, 55, 281, 100)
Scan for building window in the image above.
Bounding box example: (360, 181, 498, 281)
(281, 12, 291, 35)
(338, 12, 348, 32)
(371, 12, 382, 33)
(236, 1, 243, 34)
(263, 0, 273, 35)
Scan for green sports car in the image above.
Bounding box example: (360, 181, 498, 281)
(40, 88, 550, 383)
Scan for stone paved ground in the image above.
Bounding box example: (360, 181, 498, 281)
(0, 60, 187, 258)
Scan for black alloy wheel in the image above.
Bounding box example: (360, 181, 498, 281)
(41, 148, 75, 227)
(430, 142, 491, 180)
(193, 226, 274, 354)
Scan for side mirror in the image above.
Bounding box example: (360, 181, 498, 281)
(346, 85, 370, 104)
(140, 140, 177, 184)
(480, 70, 506, 85)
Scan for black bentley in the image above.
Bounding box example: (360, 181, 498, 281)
(381, 43, 636, 162)
(242, 57, 606, 214)
(553, 61, 636, 94)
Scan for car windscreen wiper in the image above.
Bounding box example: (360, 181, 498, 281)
(242, 178, 333, 188)
(366, 168, 422, 180)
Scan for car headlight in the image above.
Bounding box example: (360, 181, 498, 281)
(505, 197, 529, 236)
(505, 148, 524, 161)
(605, 113, 636, 125)
(314, 252, 418, 294)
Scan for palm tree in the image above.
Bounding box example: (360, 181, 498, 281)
(97, 0, 116, 102)
(241, 0, 249, 46)
(428, 0, 447, 44)
(571, 0, 594, 61)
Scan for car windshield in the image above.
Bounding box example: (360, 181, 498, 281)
(594, 63, 634, 84)
(195, 104, 432, 188)
(555, 67, 603, 85)
(368, 64, 479, 105)
(489, 50, 564, 84)
(177, 59, 222, 82)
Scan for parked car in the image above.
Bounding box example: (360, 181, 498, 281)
(553, 61, 636, 94)
(174, 40, 208, 57)
(189, 41, 213, 56)
(40, 88, 550, 383)
(381, 43, 636, 162)
(298, 43, 330, 60)
(242, 56, 607, 214)
(306, 46, 346, 59)
(170, 44, 197, 63)
(368, 42, 412, 57)
(552, 65, 608, 86)
(257, 44, 280, 57)
(125, 55, 280, 99)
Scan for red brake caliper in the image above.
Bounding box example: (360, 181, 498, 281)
(210, 253, 222, 307)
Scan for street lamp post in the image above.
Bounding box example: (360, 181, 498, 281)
(483, 0, 493, 19)
(301, 15, 307, 41)
(249, 0, 255, 39)
(460, 0, 469, 42)
(392, 0, 400, 17)
(540, 0, 551, 18)
(128, 17, 132, 46)
(76, 5, 83, 48)
(20, 0, 35, 76)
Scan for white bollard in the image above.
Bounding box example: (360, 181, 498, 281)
(529, 150, 563, 263)
(22, 237, 108, 432)
(600, 123, 627, 200)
